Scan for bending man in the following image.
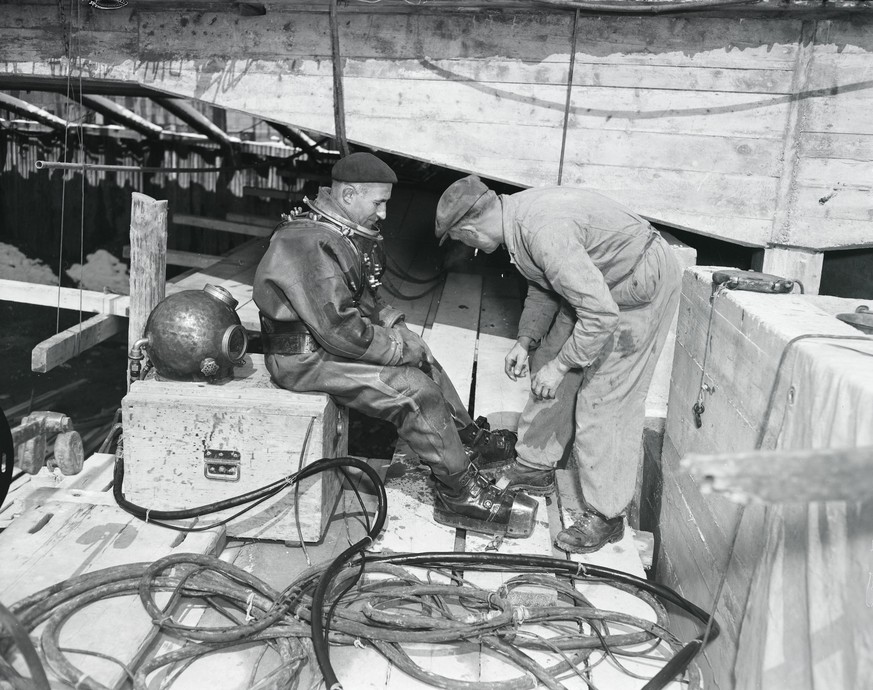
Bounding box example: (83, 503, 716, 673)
(435, 175, 681, 553)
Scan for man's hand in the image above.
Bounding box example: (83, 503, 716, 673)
(395, 327, 436, 371)
(531, 358, 570, 401)
(505, 337, 532, 381)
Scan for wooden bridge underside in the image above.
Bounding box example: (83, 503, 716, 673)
(1, 1, 872, 264)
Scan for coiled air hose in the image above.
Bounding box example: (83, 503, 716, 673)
(4, 455, 716, 690)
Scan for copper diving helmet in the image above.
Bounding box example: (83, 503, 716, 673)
(141, 284, 248, 382)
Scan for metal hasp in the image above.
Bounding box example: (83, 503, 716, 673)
(203, 449, 241, 481)
(12, 411, 84, 475)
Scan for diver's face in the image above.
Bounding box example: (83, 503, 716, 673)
(342, 183, 393, 229)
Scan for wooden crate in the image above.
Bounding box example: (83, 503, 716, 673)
(121, 354, 347, 542)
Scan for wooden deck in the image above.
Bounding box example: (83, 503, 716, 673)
(0, 218, 687, 690)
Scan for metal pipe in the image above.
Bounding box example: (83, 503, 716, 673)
(35, 160, 232, 174)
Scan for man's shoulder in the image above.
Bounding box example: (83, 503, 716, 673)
(271, 215, 351, 246)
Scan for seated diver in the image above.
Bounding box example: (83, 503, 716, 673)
(252, 152, 538, 537)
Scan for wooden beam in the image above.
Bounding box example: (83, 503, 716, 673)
(0, 279, 130, 315)
(682, 446, 873, 504)
(123, 245, 224, 269)
(173, 214, 273, 237)
(31, 314, 126, 373)
(758, 246, 823, 294)
(151, 97, 239, 149)
(78, 94, 165, 138)
(128, 193, 168, 363)
(0, 91, 69, 129)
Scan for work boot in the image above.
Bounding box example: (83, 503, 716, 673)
(458, 416, 517, 470)
(554, 509, 625, 554)
(433, 464, 538, 538)
(493, 460, 556, 496)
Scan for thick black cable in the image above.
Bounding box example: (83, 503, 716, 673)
(10, 455, 713, 689)
(380, 275, 445, 302)
(310, 457, 387, 690)
(0, 405, 14, 509)
(383, 251, 446, 285)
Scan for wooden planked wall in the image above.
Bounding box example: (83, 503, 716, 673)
(652, 267, 873, 689)
(1, 4, 872, 255)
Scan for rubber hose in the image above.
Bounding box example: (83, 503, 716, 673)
(0, 405, 14, 510)
(0, 600, 50, 690)
(309, 457, 387, 690)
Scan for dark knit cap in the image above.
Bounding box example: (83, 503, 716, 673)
(331, 152, 397, 184)
(435, 175, 491, 245)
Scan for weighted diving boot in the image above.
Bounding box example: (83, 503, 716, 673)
(554, 509, 625, 554)
(458, 416, 517, 471)
(493, 459, 556, 496)
(433, 464, 538, 538)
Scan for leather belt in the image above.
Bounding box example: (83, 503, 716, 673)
(259, 314, 320, 355)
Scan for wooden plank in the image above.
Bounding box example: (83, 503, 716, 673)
(30, 314, 125, 373)
(0, 455, 224, 689)
(0, 453, 115, 528)
(424, 273, 483, 410)
(173, 214, 272, 237)
(128, 192, 168, 368)
(473, 273, 528, 427)
(647, 234, 697, 420)
(760, 246, 823, 294)
(0, 279, 130, 315)
(683, 445, 873, 504)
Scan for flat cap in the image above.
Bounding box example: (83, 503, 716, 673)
(331, 152, 397, 184)
(435, 175, 491, 245)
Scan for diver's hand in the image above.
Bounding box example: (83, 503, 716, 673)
(395, 327, 435, 371)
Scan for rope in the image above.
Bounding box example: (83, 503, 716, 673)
(55, 0, 74, 335)
(76, 0, 86, 358)
(557, 9, 580, 186)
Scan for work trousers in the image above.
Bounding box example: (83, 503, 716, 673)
(515, 235, 681, 518)
(265, 351, 473, 481)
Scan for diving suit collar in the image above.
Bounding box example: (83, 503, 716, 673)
(305, 192, 381, 240)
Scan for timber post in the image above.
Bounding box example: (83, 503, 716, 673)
(757, 246, 823, 295)
(127, 192, 168, 389)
